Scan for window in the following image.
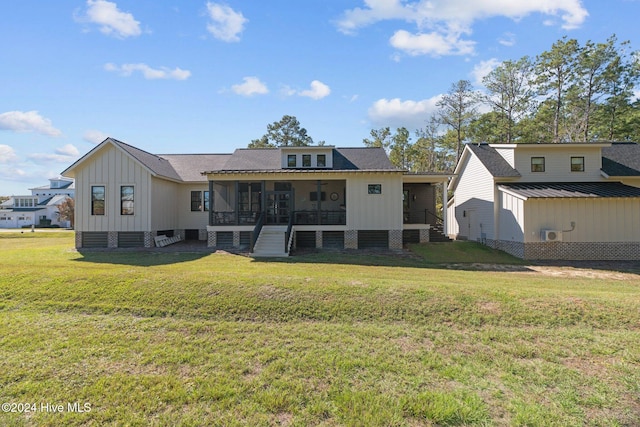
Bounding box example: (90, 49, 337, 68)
(531, 157, 545, 172)
(571, 156, 585, 172)
(204, 191, 210, 211)
(287, 154, 297, 167)
(191, 191, 202, 211)
(121, 186, 134, 215)
(368, 184, 382, 194)
(302, 154, 311, 167)
(317, 154, 326, 167)
(91, 186, 105, 215)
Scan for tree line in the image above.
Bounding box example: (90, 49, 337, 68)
(250, 35, 639, 173)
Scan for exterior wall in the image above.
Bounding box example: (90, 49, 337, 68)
(150, 177, 180, 232)
(523, 242, 640, 260)
(492, 146, 515, 168)
(174, 183, 208, 231)
(74, 144, 152, 232)
(497, 191, 525, 243)
(523, 198, 640, 243)
(511, 145, 604, 183)
(451, 154, 496, 241)
(345, 173, 403, 230)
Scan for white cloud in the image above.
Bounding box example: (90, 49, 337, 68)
(368, 96, 442, 129)
(298, 80, 331, 100)
(79, 0, 141, 38)
(0, 145, 18, 163)
(498, 32, 516, 47)
(104, 63, 191, 80)
(0, 111, 62, 137)
(206, 2, 247, 42)
(336, 0, 588, 56)
(83, 130, 109, 144)
(390, 29, 475, 57)
(231, 76, 268, 96)
(28, 144, 81, 164)
(471, 58, 501, 86)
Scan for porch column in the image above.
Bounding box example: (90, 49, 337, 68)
(208, 180, 214, 226)
(442, 181, 448, 236)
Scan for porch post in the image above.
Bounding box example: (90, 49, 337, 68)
(316, 180, 322, 224)
(234, 181, 239, 225)
(208, 180, 214, 226)
(442, 181, 448, 236)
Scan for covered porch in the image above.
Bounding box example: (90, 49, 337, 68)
(208, 179, 347, 227)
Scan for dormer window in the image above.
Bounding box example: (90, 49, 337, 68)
(531, 157, 545, 172)
(571, 156, 584, 172)
(317, 154, 326, 168)
(287, 154, 297, 168)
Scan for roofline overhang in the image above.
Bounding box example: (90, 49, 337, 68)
(489, 142, 612, 149)
(204, 169, 403, 177)
(497, 185, 529, 201)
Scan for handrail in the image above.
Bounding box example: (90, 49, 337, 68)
(404, 209, 443, 225)
(285, 214, 294, 254)
(250, 212, 265, 252)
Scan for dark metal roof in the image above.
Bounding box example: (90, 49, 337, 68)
(601, 142, 640, 176)
(466, 144, 521, 178)
(499, 182, 640, 199)
(11, 207, 46, 212)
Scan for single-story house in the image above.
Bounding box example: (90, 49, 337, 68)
(62, 138, 450, 255)
(447, 142, 640, 260)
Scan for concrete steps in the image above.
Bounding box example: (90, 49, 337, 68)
(253, 226, 289, 257)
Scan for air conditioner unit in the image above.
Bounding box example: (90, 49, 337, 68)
(541, 229, 562, 242)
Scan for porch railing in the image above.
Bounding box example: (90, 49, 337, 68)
(212, 210, 346, 226)
(403, 209, 443, 225)
(293, 210, 346, 225)
(250, 212, 265, 253)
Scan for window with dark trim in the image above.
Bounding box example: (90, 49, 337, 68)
(203, 191, 210, 211)
(120, 185, 134, 215)
(287, 154, 296, 167)
(302, 154, 311, 167)
(571, 156, 585, 172)
(191, 191, 202, 211)
(317, 154, 326, 167)
(531, 157, 545, 172)
(368, 184, 382, 194)
(91, 186, 105, 215)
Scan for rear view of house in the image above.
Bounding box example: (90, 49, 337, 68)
(447, 142, 640, 260)
(63, 138, 449, 255)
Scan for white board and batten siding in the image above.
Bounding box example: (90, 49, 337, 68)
(74, 144, 152, 232)
(345, 173, 403, 230)
(497, 191, 525, 242)
(451, 154, 496, 241)
(524, 197, 640, 242)
(151, 177, 180, 231)
(175, 183, 209, 230)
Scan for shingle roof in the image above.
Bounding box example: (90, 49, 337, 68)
(499, 182, 640, 199)
(215, 146, 396, 172)
(466, 144, 521, 178)
(161, 154, 232, 182)
(601, 142, 640, 176)
(112, 139, 183, 181)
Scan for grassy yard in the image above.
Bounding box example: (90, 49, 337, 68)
(0, 232, 639, 426)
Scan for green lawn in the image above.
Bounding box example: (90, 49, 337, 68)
(1, 232, 639, 426)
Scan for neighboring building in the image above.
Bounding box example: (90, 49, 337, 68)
(62, 138, 450, 255)
(447, 142, 640, 260)
(0, 177, 74, 229)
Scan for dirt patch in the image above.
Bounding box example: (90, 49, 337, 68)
(446, 262, 640, 280)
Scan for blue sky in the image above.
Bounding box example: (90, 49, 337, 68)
(1, 0, 638, 195)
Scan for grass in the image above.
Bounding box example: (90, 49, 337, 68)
(0, 231, 639, 426)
